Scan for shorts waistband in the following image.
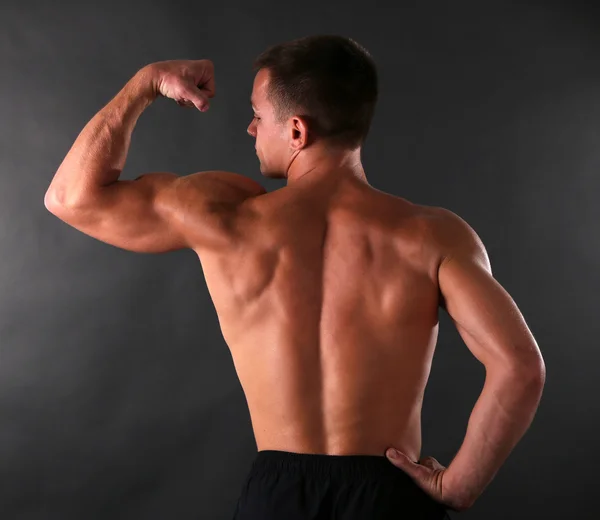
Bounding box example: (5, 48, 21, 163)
(249, 450, 414, 482)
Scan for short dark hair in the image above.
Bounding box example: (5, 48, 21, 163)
(253, 35, 378, 150)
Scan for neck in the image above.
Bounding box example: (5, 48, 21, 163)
(285, 146, 368, 187)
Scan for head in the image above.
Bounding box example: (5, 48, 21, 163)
(247, 35, 378, 183)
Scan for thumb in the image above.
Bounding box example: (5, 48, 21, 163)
(183, 86, 210, 112)
(386, 448, 419, 474)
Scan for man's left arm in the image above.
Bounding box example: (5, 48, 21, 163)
(44, 64, 265, 253)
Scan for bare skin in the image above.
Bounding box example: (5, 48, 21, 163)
(191, 68, 544, 510)
(45, 62, 545, 510)
(185, 67, 444, 461)
(192, 176, 440, 463)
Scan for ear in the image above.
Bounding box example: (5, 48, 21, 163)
(289, 115, 310, 150)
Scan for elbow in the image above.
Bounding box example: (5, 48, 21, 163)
(523, 364, 547, 400)
(44, 190, 61, 212)
(525, 361, 547, 406)
(523, 353, 546, 387)
(44, 188, 83, 213)
(44, 186, 70, 212)
(490, 353, 546, 387)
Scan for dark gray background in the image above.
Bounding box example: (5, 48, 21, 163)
(1, 1, 597, 518)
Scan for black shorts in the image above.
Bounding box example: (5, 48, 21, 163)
(231, 450, 452, 519)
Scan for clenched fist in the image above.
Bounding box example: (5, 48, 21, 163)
(145, 59, 215, 112)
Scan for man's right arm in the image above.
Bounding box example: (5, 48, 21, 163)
(433, 207, 546, 510)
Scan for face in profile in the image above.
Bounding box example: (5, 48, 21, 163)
(247, 68, 301, 180)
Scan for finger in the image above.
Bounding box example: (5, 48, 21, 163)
(199, 77, 215, 98)
(182, 88, 210, 112)
(386, 449, 416, 469)
(386, 449, 429, 480)
(386, 448, 418, 464)
(195, 59, 215, 98)
(177, 99, 195, 108)
(420, 456, 445, 471)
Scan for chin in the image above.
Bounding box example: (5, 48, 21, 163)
(257, 159, 283, 179)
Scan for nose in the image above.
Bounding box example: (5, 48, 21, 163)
(247, 121, 256, 137)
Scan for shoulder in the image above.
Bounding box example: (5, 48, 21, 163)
(182, 170, 267, 200)
(425, 205, 491, 273)
(174, 170, 266, 251)
(174, 170, 266, 218)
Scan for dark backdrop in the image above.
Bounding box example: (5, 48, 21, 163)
(1, 1, 597, 518)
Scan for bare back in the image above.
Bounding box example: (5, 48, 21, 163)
(193, 178, 443, 462)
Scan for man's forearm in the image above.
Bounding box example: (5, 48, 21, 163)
(444, 365, 545, 509)
(45, 66, 157, 207)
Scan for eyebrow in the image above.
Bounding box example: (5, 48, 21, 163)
(250, 98, 258, 109)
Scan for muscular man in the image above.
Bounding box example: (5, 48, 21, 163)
(44, 35, 546, 519)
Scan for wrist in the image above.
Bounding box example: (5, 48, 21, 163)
(133, 65, 160, 102)
(442, 466, 476, 511)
